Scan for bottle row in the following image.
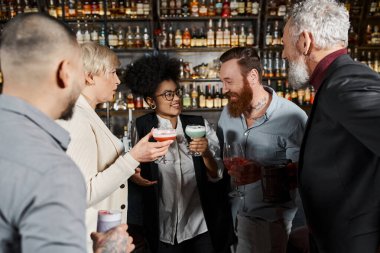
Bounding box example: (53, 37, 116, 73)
(349, 48, 380, 73)
(0, 0, 152, 21)
(157, 19, 256, 49)
(367, 0, 380, 17)
(273, 80, 315, 107)
(74, 21, 152, 48)
(159, 0, 260, 18)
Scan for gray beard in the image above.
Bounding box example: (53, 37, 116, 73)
(288, 59, 310, 90)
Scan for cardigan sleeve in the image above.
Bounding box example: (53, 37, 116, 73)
(60, 113, 138, 207)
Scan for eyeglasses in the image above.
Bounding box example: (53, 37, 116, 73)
(155, 89, 183, 101)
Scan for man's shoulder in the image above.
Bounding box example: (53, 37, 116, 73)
(274, 97, 308, 118)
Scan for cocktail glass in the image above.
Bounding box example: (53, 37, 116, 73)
(185, 124, 206, 157)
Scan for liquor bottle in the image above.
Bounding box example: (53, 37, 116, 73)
(144, 0, 150, 17)
(179, 59, 185, 79)
(68, 0, 77, 18)
(190, 83, 199, 108)
(277, 0, 286, 16)
(231, 25, 239, 47)
(246, 25, 254, 46)
(175, 29, 183, 48)
(198, 85, 206, 108)
(130, 0, 137, 18)
(251, 0, 259, 15)
(134, 95, 144, 109)
(109, 0, 119, 18)
(108, 24, 118, 49)
(182, 85, 191, 108)
(48, 0, 57, 17)
(127, 92, 135, 109)
(191, 27, 198, 47)
(199, 27, 207, 47)
(273, 51, 281, 77)
(143, 27, 151, 48)
(182, 0, 189, 16)
(238, 23, 247, 47)
(83, 20, 91, 43)
(280, 58, 287, 77)
(136, 0, 144, 16)
(366, 25, 372, 45)
(221, 0, 230, 17)
(182, 27, 191, 48)
(135, 25, 143, 48)
(126, 26, 134, 47)
(216, 19, 224, 47)
(99, 24, 106, 46)
(77, 0, 84, 18)
(208, 0, 216, 16)
(169, 0, 176, 16)
(76, 21, 84, 44)
(221, 88, 228, 107)
(237, 0, 245, 16)
(15, 0, 23, 15)
(265, 24, 273, 46)
(161, 0, 168, 16)
(267, 0, 277, 16)
(215, 0, 222, 15)
(310, 85, 315, 105)
(98, 0, 104, 17)
(348, 25, 359, 46)
(272, 21, 281, 46)
(297, 88, 305, 106)
(291, 87, 298, 105)
(207, 19, 215, 47)
(175, 0, 182, 16)
(230, 0, 238, 16)
(125, 0, 131, 17)
(190, 0, 199, 17)
(223, 19, 231, 47)
(284, 81, 291, 100)
(371, 25, 380, 45)
(266, 50, 273, 78)
(159, 23, 168, 48)
(199, 0, 207, 16)
(114, 92, 127, 110)
(276, 80, 284, 98)
(369, 0, 377, 16)
(118, 0, 125, 17)
(214, 86, 222, 108)
(350, 0, 362, 17)
(167, 24, 175, 48)
(367, 51, 374, 70)
(55, 0, 62, 17)
(245, 0, 252, 15)
(374, 52, 379, 73)
(123, 126, 132, 153)
(117, 25, 125, 49)
(90, 24, 99, 43)
(205, 85, 214, 108)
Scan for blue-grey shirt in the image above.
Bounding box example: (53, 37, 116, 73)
(0, 95, 87, 253)
(217, 87, 307, 222)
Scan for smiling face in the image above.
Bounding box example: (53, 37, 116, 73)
(152, 79, 182, 120)
(219, 58, 253, 117)
(92, 68, 120, 103)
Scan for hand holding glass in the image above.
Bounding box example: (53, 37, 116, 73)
(223, 143, 246, 198)
(152, 128, 176, 164)
(185, 125, 206, 156)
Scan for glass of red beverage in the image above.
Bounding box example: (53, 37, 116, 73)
(223, 142, 246, 198)
(152, 127, 176, 164)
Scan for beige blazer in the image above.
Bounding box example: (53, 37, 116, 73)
(57, 95, 138, 251)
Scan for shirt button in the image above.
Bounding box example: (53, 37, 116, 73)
(121, 204, 126, 209)
(245, 133, 248, 136)
(120, 184, 125, 189)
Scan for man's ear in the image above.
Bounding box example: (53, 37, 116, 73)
(296, 31, 313, 56)
(57, 60, 69, 89)
(247, 68, 259, 85)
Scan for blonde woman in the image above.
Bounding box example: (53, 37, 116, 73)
(57, 42, 172, 252)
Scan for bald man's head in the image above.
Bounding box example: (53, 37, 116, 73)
(0, 13, 78, 83)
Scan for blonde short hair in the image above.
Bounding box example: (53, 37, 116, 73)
(80, 42, 120, 76)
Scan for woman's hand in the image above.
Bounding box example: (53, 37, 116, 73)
(188, 137, 209, 156)
(130, 168, 157, 187)
(129, 130, 173, 163)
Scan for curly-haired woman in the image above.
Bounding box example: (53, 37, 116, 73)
(126, 54, 234, 253)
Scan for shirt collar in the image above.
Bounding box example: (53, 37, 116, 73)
(0, 94, 71, 150)
(309, 48, 348, 91)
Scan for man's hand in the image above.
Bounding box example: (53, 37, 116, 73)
(227, 159, 262, 186)
(130, 168, 157, 186)
(129, 129, 173, 163)
(92, 224, 135, 253)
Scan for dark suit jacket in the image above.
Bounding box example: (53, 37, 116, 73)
(135, 113, 235, 253)
(299, 54, 380, 253)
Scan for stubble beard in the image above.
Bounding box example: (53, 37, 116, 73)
(226, 78, 253, 118)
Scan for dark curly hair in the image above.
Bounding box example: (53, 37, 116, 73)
(125, 54, 181, 100)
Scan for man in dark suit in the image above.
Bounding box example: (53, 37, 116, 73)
(282, 0, 380, 253)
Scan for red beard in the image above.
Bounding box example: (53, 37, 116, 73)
(226, 79, 253, 118)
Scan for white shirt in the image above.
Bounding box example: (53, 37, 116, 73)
(156, 115, 223, 244)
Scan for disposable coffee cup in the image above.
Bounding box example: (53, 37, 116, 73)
(96, 210, 122, 233)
